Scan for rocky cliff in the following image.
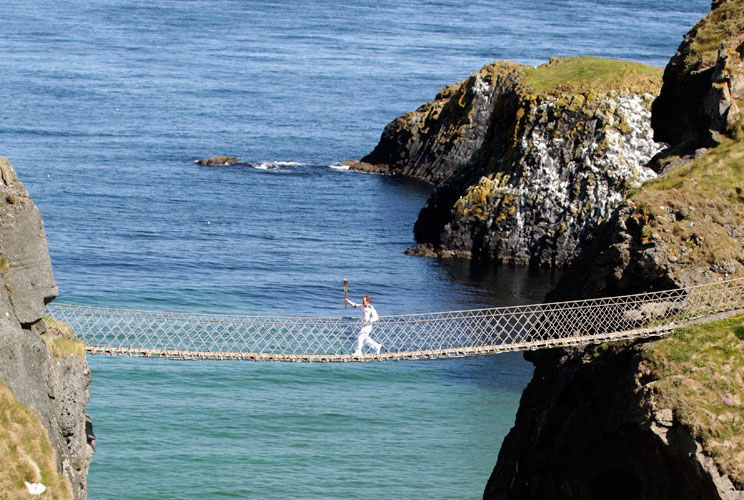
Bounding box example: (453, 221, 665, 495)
(0, 156, 94, 499)
(352, 56, 664, 267)
(549, 0, 744, 300)
(653, 0, 744, 152)
(546, 137, 744, 301)
(484, 321, 744, 500)
(485, 2, 744, 499)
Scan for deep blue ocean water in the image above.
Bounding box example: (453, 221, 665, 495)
(0, 1, 709, 498)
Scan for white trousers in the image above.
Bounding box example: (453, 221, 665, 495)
(354, 324, 381, 354)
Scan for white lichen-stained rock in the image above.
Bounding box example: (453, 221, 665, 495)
(353, 57, 665, 267)
(417, 90, 660, 267)
(0, 156, 94, 500)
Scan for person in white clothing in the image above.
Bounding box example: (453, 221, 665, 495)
(346, 294, 383, 355)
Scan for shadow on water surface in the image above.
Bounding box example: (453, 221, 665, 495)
(438, 258, 560, 307)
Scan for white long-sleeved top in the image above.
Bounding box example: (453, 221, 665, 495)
(348, 301, 379, 324)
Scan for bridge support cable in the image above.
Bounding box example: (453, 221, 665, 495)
(43, 277, 744, 362)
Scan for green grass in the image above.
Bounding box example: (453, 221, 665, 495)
(631, 138, 744, 272)
(0, 381, 72, 499)
(685, 0, 744, 71)
(643, 138, 744, 196)
(646, 314, 744, 486)
(520, 56, 662, 95)
(43, 317, 86, 359)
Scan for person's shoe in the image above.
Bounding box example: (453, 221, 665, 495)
(353, 351, 362, 356)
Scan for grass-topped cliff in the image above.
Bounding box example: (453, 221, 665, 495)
(390, 56, 665, 266)
(683, 0, 744, 72)
(485, 310, 744, 499)
(632, 138, 744, 279)
(486, 3, 744, 496)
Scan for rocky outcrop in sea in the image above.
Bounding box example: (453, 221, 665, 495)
(353, 56, 664, 267)
(195, 155, 239, 166)
(0, 156, 94, 499)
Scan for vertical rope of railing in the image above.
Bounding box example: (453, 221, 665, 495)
(44, 277, 744, 361)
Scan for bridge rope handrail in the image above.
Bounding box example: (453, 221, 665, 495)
(44, 277, 744, 362)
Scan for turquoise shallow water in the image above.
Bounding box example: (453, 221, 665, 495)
(89, 354, 531, 499)
(0, 0, 711, 497)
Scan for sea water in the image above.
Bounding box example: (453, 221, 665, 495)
(0, 1, 708, 498)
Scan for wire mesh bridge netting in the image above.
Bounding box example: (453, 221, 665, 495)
(44, 277, 744, 362)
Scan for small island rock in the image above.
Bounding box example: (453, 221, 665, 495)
(196, 156, 238, 166)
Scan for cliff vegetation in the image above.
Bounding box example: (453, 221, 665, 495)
(44, 318, 86, 360)
(634, 137, 744, 276)
(521, 55, 662, 95)
(646, 314, 744, 487)
(685, 0, 744, 72)
(0, 382, 72, 499)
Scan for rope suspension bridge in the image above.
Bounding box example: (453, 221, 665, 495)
(44, 278, 744, 362)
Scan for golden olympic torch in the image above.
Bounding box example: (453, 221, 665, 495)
(344, 277, 348, 310)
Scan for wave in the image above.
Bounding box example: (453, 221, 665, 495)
(327, 163, 350, 171)
(195, 159, 355, 173)
(251, 161, 305, 170)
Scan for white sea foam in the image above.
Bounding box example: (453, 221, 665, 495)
(328, 163, 349, 171)
(252, 161, 305, 170)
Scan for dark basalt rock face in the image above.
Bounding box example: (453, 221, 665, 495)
(354, 65, 514, 185)
(652, 0, 744, 151)
(484, 342, 742, 500)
